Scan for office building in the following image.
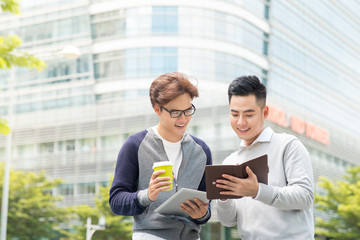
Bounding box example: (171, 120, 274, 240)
(1, 0, 359, 239)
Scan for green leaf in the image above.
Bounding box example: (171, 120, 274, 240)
(0, 34, 46, 70)
(0, 117, 10, 135)
(315, 166, 360, 239)
(0, 0, 21, 14)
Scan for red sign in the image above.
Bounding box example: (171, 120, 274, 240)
(267, 105, 330, 145)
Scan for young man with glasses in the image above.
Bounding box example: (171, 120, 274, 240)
(109, 72, 212, 240)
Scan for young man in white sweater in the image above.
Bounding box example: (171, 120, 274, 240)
(215, 75, 314, 239)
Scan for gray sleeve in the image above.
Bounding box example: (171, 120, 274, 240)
(137, 188, 152, 207)
(256, 139, 314, 210)
(215, 199, 238, 227)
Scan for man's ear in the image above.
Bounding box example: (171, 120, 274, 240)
(263, 105, 269, 119)
(154, 105, 161, 116)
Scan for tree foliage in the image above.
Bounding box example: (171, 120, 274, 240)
(0, 0, 45, 70)
(60, 177, 133, 240)
(0, 117, 9, 135)
(0, 34, 45, 70)
(315, 166, 360, 240)
(0, 0, 46, 135)
(0, 163, 69, 239)
(0, 0, 20, 14)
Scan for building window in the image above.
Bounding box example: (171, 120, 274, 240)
(58, 140, 75, 152)
(152, 6, 178, 34)
(0, 106, 7, 115)
(101, 135, 120, 150)
(20, 14, 89, 43)
(59, 183, 74, 196)
(17, 144, 35, 158)
(151, 47, 178, 76)
(39, 142, 54, 154)
(78, 182, 96, 194)
(80, 138, 97, 152)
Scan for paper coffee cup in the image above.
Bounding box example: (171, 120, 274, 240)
(153, 161, 173, 190)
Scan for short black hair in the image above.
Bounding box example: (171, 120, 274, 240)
(228, 75, 267, 107)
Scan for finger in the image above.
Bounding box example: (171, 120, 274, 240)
(219, 190, 236, 195)
(154, 180, 172, 189)
(151, 170, 166, 180)
(192, 198, 206, 206)
(153, 176, 172, 183)
(221, 174, 238, 182)
(185, 200, 199, 210)
(215, 183, 233, 190)
(180, 202, 198, 214)
(158, 185, 171, 191)
(180, 203, 192, 212)
(193, 199, 209, 211)
(216, 179, 233, 185)
(216, 175, 239, 186)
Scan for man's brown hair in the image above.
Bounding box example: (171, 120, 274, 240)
(149, 72, 199, 107)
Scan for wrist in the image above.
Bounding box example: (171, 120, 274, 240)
(196, 209, 209, 220)
(252, 182, 260, 199)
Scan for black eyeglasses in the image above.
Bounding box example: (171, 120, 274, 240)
(161, 104, 196, 118)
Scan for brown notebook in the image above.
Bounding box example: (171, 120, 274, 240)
(205, 154, 268, 199)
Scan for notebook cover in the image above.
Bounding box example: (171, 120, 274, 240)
(205, 154, 268, 199)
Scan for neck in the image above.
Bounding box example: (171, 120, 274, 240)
(156, 125, 183, 143)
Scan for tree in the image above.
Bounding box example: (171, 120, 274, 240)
(0, 0, 45, 69)
(0, 163, 70, 239)
(0, 0, 46, 135)
(315, 166, 360, 240)
(60, 177, 133, 240)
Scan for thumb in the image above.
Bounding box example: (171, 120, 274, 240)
(246, 166, 257, 181)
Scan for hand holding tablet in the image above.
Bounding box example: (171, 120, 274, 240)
(154, 188, 208, 217)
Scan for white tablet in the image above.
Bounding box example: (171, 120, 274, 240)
(154, 188, 208, 217)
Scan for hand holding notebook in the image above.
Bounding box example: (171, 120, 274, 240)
(205, 155, 269, 199)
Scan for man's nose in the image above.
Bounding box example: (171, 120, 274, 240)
(237, 116, 246, 126)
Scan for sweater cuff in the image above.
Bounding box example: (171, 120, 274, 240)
(255, 183, 276, 205)
(216, 198, 233, 208)
(195, 209, 210, 221)
(137, 189, 152, 207)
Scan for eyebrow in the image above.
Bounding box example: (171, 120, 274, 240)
(230, 109, 256, 113)
(169, 105, 193, 111)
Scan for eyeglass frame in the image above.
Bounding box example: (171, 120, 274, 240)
(160, 104, 196, 118)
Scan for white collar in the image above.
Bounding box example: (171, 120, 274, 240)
(239, 127, 273, 148)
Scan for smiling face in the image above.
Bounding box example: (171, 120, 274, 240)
(154, 93, 193, 142)
(229, 94, 269, 146)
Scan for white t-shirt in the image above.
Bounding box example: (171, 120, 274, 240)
(152, 126, 183, 178)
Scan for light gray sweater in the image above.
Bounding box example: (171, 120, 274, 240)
(216, 127, 314, 240)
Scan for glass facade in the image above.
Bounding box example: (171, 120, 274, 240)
(269, 1, 360, 137)
(1, 0, 360, 239)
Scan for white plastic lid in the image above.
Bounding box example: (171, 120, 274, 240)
(153, 161, 173, 168)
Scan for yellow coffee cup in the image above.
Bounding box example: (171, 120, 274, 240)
(153, 161, 173, 191)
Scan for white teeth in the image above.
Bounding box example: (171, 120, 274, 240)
(176, 124, 185, 127)
(239, 128, 249, 131)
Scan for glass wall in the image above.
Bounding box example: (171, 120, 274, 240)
(91, 6, 267, 57)
(94, 47, 264, 83)
(268, 0, 360, 137)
